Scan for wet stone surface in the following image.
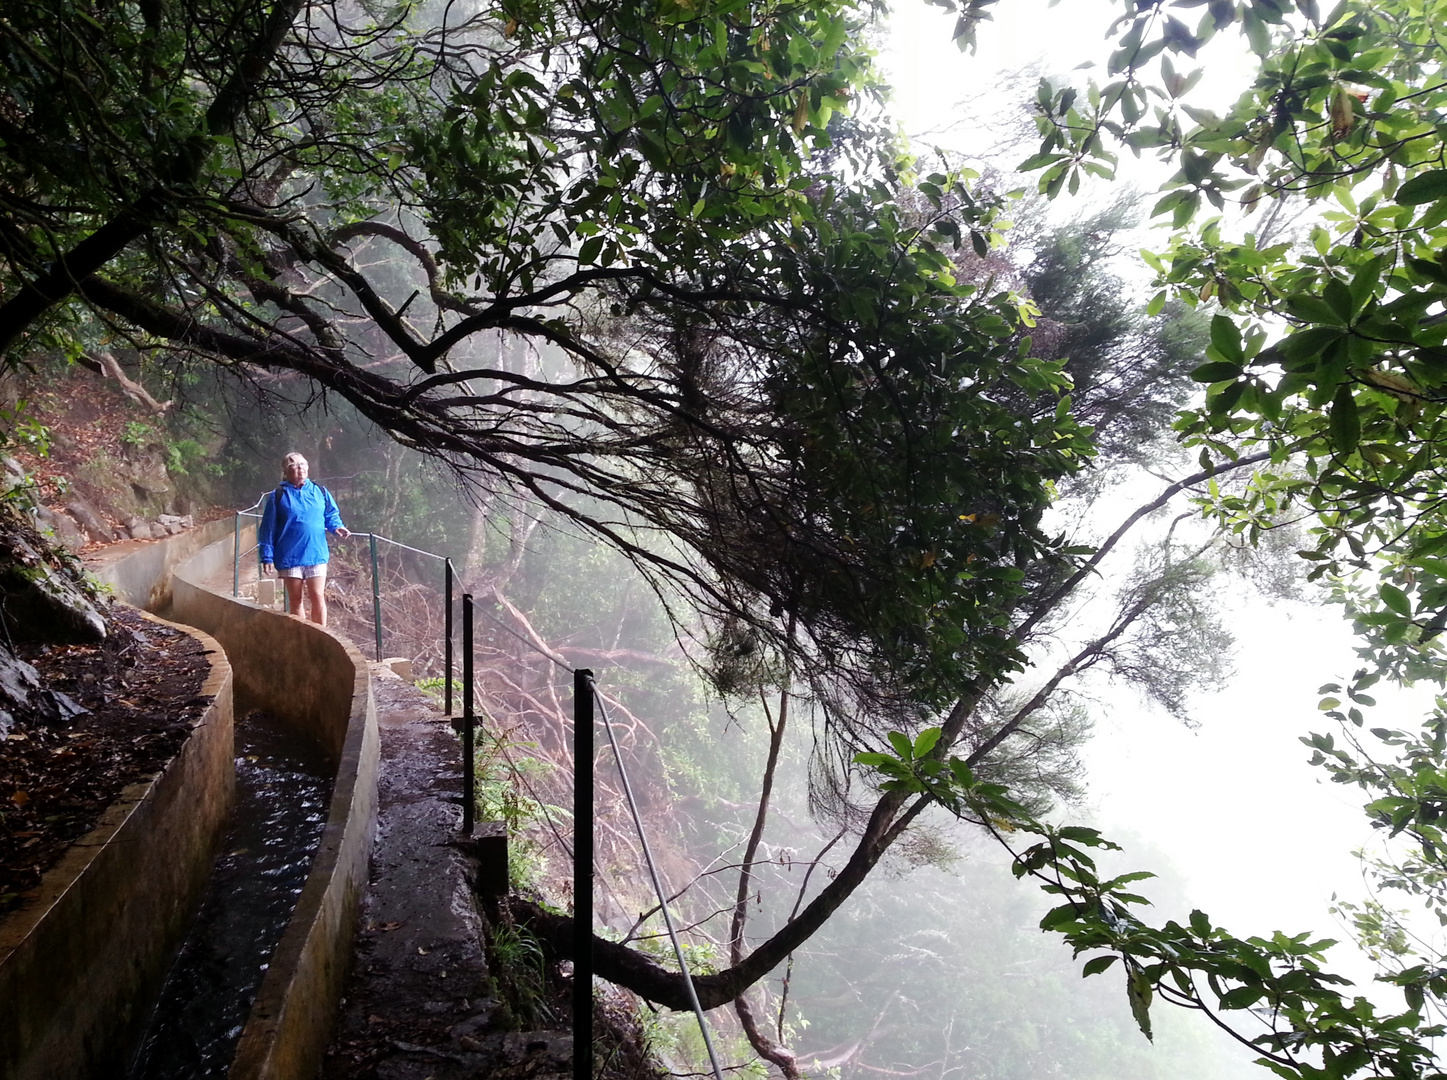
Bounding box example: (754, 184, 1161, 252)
(323, 668, 497, 1079)
(369, 1030, 573, 1080)
(321, 669, 577, 1079)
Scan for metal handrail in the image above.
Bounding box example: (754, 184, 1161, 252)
(462, 595, 476, 834)
(367, 533, 448, 560)
(593, 675, 723, 1080)
(233, 491, 271, 596)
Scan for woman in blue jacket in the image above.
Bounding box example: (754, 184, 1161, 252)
(258, 452, 351, 626)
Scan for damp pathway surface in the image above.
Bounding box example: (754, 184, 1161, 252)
(196, 568, 569, 1077)
(322, 666, 568, 1080)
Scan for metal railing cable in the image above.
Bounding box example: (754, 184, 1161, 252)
(590, 674, 725, 1080)
(236, 489, 564, 694)
(457, 599, 584, 862)
(487, 724, 576, 861)
(446, 598, 577, 858)
(458, 599, 720, 1079)
(370, 534, 447, 561)
(233, 491, 271, 596)
(472, 603, 575, 674)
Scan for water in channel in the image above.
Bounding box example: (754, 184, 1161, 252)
(128, 710, 333, 1079)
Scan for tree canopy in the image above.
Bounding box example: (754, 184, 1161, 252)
(0, 0, 1115, 1037)
(0, 0, 1099, 709)
(18, 0, 1447, 1077)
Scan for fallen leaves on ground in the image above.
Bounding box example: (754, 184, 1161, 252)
(0, 605, 213, 913)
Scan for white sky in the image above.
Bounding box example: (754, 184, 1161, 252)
(877, 0, 1443, 1016)
(882, 0, 1259, 142)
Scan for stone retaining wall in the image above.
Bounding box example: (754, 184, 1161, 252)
(94, 514, 241, 615)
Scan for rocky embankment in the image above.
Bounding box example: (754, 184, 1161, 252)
(39, 503, 195, 547)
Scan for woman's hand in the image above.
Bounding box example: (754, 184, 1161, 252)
(335, 527, 351, 540)
(262, 563, 275, 576)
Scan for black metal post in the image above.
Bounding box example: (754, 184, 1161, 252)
(573, 669, 594, 1078)
(462, 594, 475, 834)
(369, 532, 383, 661)
(444, 558, 455, 716)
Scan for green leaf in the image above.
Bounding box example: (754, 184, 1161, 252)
(1209, 314, 1244, 363)
(887, 731, 913, 761)
(1103, 870, 1156, 887)
(1324, 278, 1356, 323)
(1280, 325, 1343, 363)
(854, 753, 894, 767)
(1329, 382, 1360, 454)
(1082, 955, 1118, 977)
(1380, 583, 1412, 617)
(577, 236, 604, 265)
(1396, 170, 1447, 206)
(1040, 903, 1081, 930)
(1286, 294, 1345, 325)
(1127, 966, 1154, 1042)
(1405, 255, 1447, 286)
(1191, 361, 1242, 383)
(949, 759, 975, 787)
(1219, 985, 1264, 1010)
(913, 727, 942, 759)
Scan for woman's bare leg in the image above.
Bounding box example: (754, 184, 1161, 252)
(284, 577, 305, 615)
(305, 575, 328, 626)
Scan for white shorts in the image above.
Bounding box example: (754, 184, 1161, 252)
(278, 564, 327, 579)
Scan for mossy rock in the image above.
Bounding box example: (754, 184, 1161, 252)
(0, 499, 106, 644)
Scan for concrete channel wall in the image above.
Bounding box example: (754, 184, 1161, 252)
(0, 617, 234, 1080)
(73, 517, 381, 1080)
(167, 526, 379, 1080)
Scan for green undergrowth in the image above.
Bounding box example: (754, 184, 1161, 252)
(483, 911, 558, 1031)
(471, 727, 570, 893)
(414, 675, 460, 705)
(475, 901, 668, 1080)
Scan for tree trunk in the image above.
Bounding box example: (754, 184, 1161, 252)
(511, 788, 929, 1011)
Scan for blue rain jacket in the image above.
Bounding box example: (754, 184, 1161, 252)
(257, 480, 344, 569)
